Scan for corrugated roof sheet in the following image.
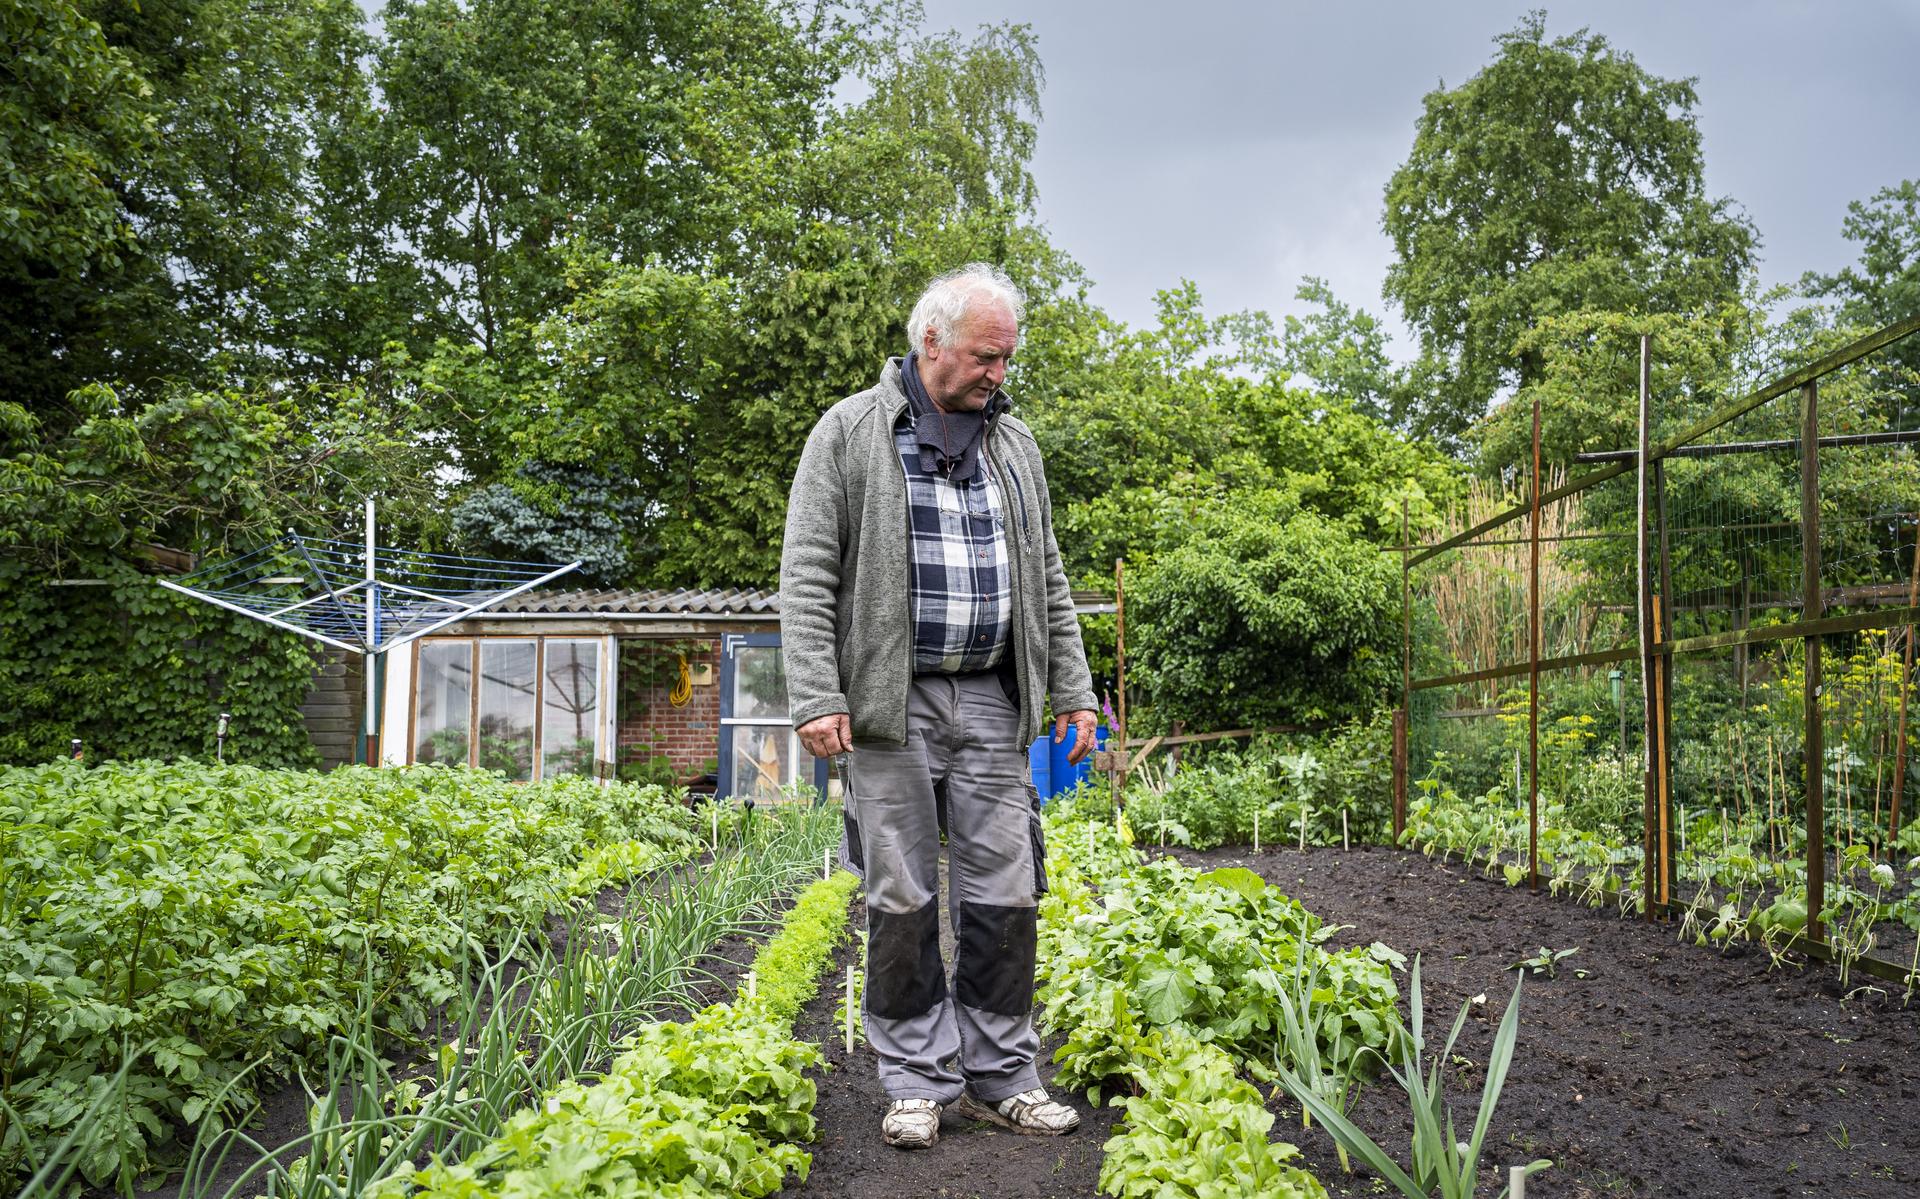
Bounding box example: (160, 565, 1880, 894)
(491, 586, 1116, 617)
(494, 587, 780, 616)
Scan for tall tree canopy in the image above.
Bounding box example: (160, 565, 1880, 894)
(1804, 178, 1920, 405)
(1382, 10, 1756, 454)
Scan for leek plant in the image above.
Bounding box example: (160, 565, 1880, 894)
(1275, 957, 1549, 1199)
(1268, 926, 1370, 1174)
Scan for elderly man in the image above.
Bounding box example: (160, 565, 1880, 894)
(780, 263, 1099, 1150)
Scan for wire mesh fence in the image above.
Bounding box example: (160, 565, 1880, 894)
(1395, 314, 1920, 987)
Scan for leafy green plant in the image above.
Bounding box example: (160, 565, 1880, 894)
(1275, 958, 1550, 1199)
(73, 807, 845, 1199)
(367, 1002, 818, 1199)
(0, 760, 702, 1189)
(1037, 853, 1399, 1093)
(1099, 1024, 1327, 1199)
(741, 870, 860, 1026)
(1508, 947, 1579, 980)
(1035, 816, 1338, 1199)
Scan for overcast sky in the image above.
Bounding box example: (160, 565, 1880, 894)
(915, 0, 1920, 359)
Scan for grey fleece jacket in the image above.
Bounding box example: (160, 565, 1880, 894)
(779, 358, 1097, 748)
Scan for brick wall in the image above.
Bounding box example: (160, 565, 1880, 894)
(617, 639, 724, 784)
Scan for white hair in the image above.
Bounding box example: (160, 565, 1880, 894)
(906, 263, 1026, 351)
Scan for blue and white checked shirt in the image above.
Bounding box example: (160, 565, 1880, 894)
(895, 416, 1014, 674)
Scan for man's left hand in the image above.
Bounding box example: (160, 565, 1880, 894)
(1054, 709, 1098, 764)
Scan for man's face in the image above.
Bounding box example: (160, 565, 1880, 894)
(920, 302, 1018, 413)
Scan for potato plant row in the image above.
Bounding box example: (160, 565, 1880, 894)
(0, 760, 703, 1190)
(1035, 801, 1404, 1199)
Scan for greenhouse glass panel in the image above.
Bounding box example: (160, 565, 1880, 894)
(478, 640, 536, 781)
(414, 640, 472, 765)
(729, 644, 788, 719)
(541, 639, 601, 779)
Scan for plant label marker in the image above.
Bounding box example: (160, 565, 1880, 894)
(1509, 1165, 1528, 1199)
(746, 970, 756, 999)
(1253, 807, 1260, 853)
(824, 846, 832, 880)
(1088, 820, 1095, 862)
(1299, 805, 1310, 852)
(845, 964, 856, 1053)
(712, 803, 720, 853)
(1342, 808, 1350, 852)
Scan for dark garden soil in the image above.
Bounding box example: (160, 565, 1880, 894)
(788, 845, 1920, 1199)
(1173, 843, 1920, 1199)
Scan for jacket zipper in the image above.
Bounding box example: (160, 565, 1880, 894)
(986, 418, 1032, 540)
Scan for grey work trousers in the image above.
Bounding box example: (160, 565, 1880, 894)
(841, 671, 1049, 1104)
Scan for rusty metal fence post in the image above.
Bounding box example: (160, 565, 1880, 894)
(1528, 392, 1542, 892)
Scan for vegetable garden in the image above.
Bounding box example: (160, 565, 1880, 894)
(13, 733, 1920, 1197)
(1400, 314, 1920, 995)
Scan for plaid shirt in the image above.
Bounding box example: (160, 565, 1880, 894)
(896, 416, 1013, 674)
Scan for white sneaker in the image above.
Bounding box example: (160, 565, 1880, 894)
(882, 1098, 942, 1149)
(953, 1087, 1080, 1136)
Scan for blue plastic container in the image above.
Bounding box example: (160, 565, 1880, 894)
(1028, 724, 1108, 802)
(1027, 737, 1051, 799)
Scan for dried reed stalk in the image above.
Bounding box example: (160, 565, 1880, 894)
(1420, 470, 1593, 705)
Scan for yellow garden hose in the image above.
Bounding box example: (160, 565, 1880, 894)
(669, 654, 693, 707)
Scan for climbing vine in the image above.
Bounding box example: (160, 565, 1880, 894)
(0, 559, 321, 766)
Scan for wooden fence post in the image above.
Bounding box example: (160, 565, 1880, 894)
(1637, 335, 1659, 921)
(1802, 381, 1825, 943)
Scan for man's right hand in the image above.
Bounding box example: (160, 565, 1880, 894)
(797, 713, 852, 758)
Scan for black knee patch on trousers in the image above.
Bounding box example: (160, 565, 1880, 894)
(955, 902, 1037, 1015)
(868, 897, 945, 1018)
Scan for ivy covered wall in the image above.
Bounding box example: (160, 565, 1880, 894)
(0, 561, 322, 767)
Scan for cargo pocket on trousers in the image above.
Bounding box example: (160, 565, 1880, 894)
(1024, 779, 1049, 897)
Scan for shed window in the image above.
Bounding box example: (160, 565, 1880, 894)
(719, 635, 829, 802)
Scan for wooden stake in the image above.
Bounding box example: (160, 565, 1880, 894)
(1636, 333, 1658, 922)
(1893, 517, 1920, 844)
(1397, 498, 1412, 841)
(1803, 380, 1826, 943)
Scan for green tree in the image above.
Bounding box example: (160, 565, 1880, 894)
(1382, 11, 1755, 454)
(438, 16, 1077, 587)
(1019, 282, 1459, 584)
(1279, 276, 1400, 425)
(0, 0, 154, 410)
(1129, 492, 1400, 733)
(1804, 178, 1920, 408)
